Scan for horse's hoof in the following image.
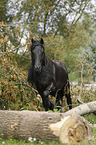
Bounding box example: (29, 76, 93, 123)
(49, 101, 54, 110)
(45, 108, 48, 111)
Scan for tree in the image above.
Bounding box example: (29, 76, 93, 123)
(8, 0, 94, 36)
(6, 0, 95, 71)
(0, 0, 24, 52)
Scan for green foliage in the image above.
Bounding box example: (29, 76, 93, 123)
(44, 21, 91, 73)
(0, 0, 8, 22)
(84, 113, 96, 124)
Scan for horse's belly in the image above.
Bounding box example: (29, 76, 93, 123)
(55, 74, 67, 90)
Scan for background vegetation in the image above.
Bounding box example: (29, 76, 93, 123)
(0, 0, 96, 111)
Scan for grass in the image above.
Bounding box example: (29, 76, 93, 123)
(0, 139, 63, 145)
(0, 114, 96, 145)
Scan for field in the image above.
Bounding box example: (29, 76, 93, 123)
(0, 114, 96, 145)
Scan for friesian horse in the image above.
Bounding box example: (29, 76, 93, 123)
(28, 38, 72, 111)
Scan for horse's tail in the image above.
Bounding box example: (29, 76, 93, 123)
(64, 79, 72, 109)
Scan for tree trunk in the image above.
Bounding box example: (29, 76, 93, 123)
(0, 110, 63, 141)
(0, 101, 96, 143)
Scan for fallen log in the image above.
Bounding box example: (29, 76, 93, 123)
(0, 101, 96, 144)
(64, 101, 96, 116)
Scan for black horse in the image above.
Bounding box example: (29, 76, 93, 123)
(28, 38, 72, 111)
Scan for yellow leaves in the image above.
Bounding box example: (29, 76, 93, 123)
(26, 45, 30, 50)
(10, 54, 15, 60)
(13, 74, 17, 80)
(0, 45, 38, 110)
(22, 71, 27, 77)
(0, 21, 7, 26)
(1, 21, 4, 25)
(0, 57, 2, 62)
(34, 98, 36, 103)
(0, 36, 8, 45)
(1, 79, 5, 85)
(0, 38, 4, 44)
(4, 35, 8, 41)
(4, 58, 8, 63)
(17, 27, 20, 32)
(11, 75, 13, 79)
(20, 89, 24, 92)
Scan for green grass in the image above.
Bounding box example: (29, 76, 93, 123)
(0, 114, 96, 145)
(0, 128, 96, 145)
(84, 113, 96, 124)
(0, 139, 63, 145)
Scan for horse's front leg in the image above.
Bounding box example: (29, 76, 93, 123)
(41, 83, 55, 111)
(43, 82, 55, 97)
(41, 95, 54, 111)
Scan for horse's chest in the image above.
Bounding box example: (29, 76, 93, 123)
(34, 72, 52, 88)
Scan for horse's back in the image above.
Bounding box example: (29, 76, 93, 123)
(54, 61, 68, 74)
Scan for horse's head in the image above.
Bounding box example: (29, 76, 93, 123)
(31, 38, 45, 72)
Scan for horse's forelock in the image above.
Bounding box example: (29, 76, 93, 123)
(31, 42, 44, 51)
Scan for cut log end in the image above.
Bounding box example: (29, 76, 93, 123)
(55, 115, 94, 144)
(50, 114, 95, 144)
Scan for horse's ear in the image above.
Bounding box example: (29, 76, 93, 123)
(31, 38, 34, 43)
(40, 38, 44, 44)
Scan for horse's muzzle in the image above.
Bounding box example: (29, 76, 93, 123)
(34, 66, 41, 72)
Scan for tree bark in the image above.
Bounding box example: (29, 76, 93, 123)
(0, 101, 96, 143)
(0, 110, 63, 141)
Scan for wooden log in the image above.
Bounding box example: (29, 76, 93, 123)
(0, 110, 64, 141)
(63, 101, 96, 116)
(0, 101, 96, 143)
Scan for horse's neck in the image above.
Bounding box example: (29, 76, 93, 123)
(45, 55, 53, 66)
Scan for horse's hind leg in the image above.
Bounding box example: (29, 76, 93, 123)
(65, 93, 72, 109)
(55, 88, 64, 109)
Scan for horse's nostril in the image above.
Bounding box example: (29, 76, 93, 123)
(35, 67, 41, 72)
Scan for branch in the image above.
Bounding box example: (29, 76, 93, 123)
(9, 67, 38, 94)
(72, 1, 87, 25)
(64, 101, 96, 116)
